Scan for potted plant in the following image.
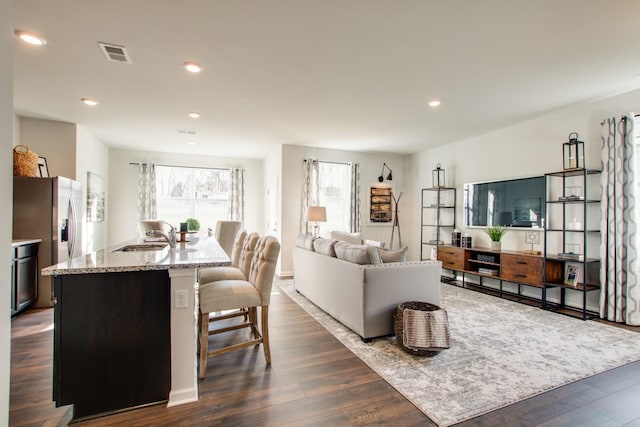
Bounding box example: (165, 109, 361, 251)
(185, 217, 200, 232)
(484, 225, 508, 250)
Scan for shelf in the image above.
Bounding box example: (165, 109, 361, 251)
(544, 280, 600, 291)
(545, 228, 600, 233)
(543, 303, 599, 320)
(546, 168, 601, 178)
(468, 259, 500, 267)
(545, 254, 599, 263)
(546, 199, 600, 204)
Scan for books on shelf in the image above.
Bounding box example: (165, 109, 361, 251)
(478, 267, 499, 276)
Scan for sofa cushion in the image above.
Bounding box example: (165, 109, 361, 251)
(377, 246, 409, 263)
(295, 234, 317, 250)
(335, 241, 382, 265)
(313, 238, 338, 256)
(330, 231, 363, 245)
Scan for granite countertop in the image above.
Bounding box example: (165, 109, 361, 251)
(42, 236, 230, 275)
(12, 238, 43, 247)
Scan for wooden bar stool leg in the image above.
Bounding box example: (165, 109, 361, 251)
(262, 306, 271, 364)
(199, 312, 209, 379)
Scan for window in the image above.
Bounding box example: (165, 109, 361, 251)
(318, 161, 352, 235)
(155, 165, 230, 231)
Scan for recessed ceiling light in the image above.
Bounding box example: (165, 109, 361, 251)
(81, 97, 99, 106)
(15, 30, 47, 46)
(188, 112, 201, 119)
(183, 62, 202, 73)
(188, 141, 197, 146)
(428, 100, 441, 108)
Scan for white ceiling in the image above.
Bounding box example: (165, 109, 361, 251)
(13, 0, 640, 159)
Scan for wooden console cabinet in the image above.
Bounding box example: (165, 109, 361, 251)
(437, 245, 548, 303)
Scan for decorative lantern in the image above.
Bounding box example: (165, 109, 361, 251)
(432, 163, 445, 188)
(563, 132, 584, 170)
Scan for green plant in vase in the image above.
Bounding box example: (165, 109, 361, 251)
(484, 225, 508, 250)
(185, 217, 200, 232)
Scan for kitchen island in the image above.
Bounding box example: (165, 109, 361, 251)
(42, 237, 230, 421)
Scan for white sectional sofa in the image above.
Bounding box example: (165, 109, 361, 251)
(292, 236, 442, 341)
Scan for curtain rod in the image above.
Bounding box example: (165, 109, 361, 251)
(304, 159, 353, 166)
(128, 162, 230, 171)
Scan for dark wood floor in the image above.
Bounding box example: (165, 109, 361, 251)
(9, 284, 640, 426)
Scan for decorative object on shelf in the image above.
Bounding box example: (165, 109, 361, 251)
(389, 191, 403, 248)
(377, 162, 392, 183)
(564, 264, 581, 287)
(305, 205, 326, 237)
(37, 157, 49, 177)
(430, 246, 438, 260)
(461, 235, 473, 248)
(563, 132, 585, 170)
(484, 225, 509, 250)
(451, 230, 462, 247)
(432, 163, 445, 188)
(13, 145, 39, 177)
(180, 222, 188, 232)
(523, 229, 541, 254)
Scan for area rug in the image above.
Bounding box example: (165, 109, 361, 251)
(275, 279, 640, 426)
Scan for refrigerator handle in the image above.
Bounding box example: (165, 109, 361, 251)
(68, 198, 77, 258)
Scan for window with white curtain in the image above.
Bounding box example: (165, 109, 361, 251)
(318, 161, 352, 235)
(155, 165, 231, 230)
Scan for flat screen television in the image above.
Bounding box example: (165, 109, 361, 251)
(463, 175, 545, 228)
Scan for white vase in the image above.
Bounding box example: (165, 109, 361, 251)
(490, 241, 501, 251)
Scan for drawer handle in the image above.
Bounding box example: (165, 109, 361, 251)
(446, 261, 455, 266)
(515, 274, 527, 278)
(446, 251, 455, 255)
(516, 261, 528, 265)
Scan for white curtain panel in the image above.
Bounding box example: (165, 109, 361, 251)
(350, 162, 361, 233)
(137, 162, 157, 221)
(230, 168, 245, 222)
(301, 158, 319, 234)
(600, 114, 640, 325)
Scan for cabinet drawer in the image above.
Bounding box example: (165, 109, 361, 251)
(501, 254, 543, 287)
(16, 243, 38, 258)
(437, 246, 464, 270)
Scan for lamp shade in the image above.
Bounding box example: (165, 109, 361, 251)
(306, 206, 327, 222)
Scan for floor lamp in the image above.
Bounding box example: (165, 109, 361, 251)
(306, 206, 326, 237)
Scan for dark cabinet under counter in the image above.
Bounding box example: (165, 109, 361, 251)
(53, 270, 171, 420)
(11, 240, 39, 316)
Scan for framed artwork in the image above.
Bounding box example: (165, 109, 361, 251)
(564, 264, 581, 287)
(87, 171, 105, 222)
(37, 157, 49, 177)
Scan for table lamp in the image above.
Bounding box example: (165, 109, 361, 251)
(306, 206, 326, 237)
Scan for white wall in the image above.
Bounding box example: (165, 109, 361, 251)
(280, 144, 407, 276)
(1, 1, 13, 423)
(409, 88, 640, 311)
(76, 126, 109, 252)
(107, 148, 263, 246)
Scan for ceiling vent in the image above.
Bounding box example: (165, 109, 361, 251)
(98, 42, 132, 64)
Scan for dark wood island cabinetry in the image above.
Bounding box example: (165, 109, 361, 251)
(53, 270, 171, 420)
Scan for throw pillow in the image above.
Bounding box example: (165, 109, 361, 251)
(363, 239, 385, 248)
(313, 238, 338, 257)
(377, 246, 408, 263)
(335, 241, 382, 265)
(330, 230, 363, 245)
(295, 234, 317, 250)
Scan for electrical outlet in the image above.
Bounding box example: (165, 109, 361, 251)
(175, 289, 189, 309)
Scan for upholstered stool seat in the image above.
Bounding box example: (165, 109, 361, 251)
(198, 235, 280, 379)
(198, 232, 259, 285)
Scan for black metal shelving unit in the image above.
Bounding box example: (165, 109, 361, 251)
(421, 187, 456, 281)
(543, 168, 601, 320)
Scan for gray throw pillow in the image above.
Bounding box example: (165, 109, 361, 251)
(295, 234, 317, 250)
(335, 241, 382, 265)
(313, 238, 338, 257)
(377, 246, 408, 263)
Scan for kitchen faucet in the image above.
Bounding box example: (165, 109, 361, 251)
(146, 221, 176, 248)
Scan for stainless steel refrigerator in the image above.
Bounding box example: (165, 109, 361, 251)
(13, 176, 83, 307)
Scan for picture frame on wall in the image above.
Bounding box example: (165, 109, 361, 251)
(564, 264, 581, 287)
(37, 157, 49, 177)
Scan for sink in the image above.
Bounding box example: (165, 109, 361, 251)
(112, 243, 168, 252)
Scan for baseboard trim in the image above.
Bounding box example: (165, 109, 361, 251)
(277, 271, 293, 279)
(167, 387, 198, 407)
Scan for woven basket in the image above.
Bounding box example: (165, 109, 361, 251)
(394, 301, 451, 356)
(13, 145, 38, 177)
